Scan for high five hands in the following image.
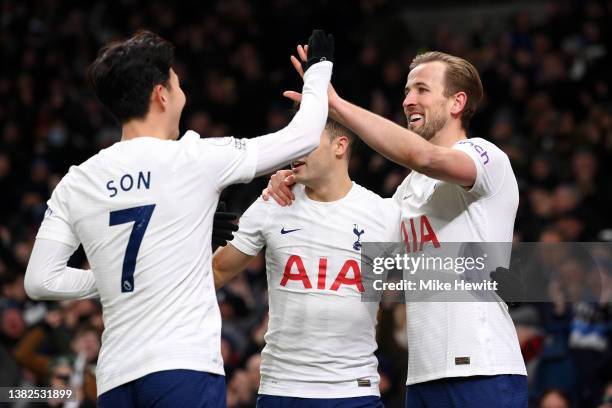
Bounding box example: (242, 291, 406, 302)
(283, 30, 341, 118)
(262, 30, 340, 206)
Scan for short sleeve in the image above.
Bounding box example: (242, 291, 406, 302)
(36, 175, 80, 248)
(230, 197, 271, 256)
(182, 130, 259, 191)
(453, 139, 508, 198)
(392, 175, 410, 205)
(392, 185, 402, 205)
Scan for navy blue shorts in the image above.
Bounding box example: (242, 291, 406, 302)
(256, 394, 384, 408)
(405, 375, 528, 408)
(97, 369, 226, 408)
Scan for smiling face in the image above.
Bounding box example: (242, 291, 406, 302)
(403, 61, 452, 140)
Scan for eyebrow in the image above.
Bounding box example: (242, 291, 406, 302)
(404, 81, 430, 94)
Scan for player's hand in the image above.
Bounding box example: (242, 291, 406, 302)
(262, 169, 296, 206)
(302, 29, 334, 72)
(491, 267, 524, 307)
(284, 44, 341, 118)
(212, 201, 239, 250)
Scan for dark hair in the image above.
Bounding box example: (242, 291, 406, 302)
(410, 51, 483, 129)
(325, 118, 357, 160)
(88, 30, 175, 123)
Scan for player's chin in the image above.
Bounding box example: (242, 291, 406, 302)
(409, 123, 425, 136)
(408, 121, 422, 132)
(292, 171, 306, 183)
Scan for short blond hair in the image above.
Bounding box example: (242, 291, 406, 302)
(410, 51, 483, 129)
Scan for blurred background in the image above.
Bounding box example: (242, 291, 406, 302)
(1, 0, 611, 407)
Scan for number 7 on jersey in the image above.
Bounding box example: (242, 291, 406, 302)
(109, 204, 156, 293)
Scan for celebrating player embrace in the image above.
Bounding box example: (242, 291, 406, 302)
(24, 30, 334, 407)
(266, 47, 528, 407)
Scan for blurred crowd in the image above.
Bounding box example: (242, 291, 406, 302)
(1, 0, 612, 407)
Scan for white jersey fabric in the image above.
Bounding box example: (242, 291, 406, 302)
(392, 137, 527, 385)
(231, 183, 401, 398)
(30, 61, 333, 396)
(37, 133, 256, 395)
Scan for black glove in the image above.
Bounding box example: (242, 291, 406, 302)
(302, 29, 334, 72)
(212, 201, 239, 250)
(491, 267, 525, 307)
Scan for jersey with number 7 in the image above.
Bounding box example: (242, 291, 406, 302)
(36, 133, 261, 395)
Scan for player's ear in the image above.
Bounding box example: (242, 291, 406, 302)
(151, 84, 168, 111)
(450, 91, 467, 117)
(335, 136, 349, 157)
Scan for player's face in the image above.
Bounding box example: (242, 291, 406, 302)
(166, 68, 186, 140)
(403, 61, 451, 140)
(291, 131, 334, 185)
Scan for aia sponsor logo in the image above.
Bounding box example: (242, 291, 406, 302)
(401, 215, 440, 252)
(280, 255, 364, 292)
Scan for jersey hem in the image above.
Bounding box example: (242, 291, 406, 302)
(259, 379, 380, 398)
(96, 362, 225, 396)
(405, 366, 527, 386)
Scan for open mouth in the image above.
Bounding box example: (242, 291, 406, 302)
(291, 160, 306, 170)
(409, 113, 424, 126)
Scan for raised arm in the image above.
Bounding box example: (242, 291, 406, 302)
(282, 44, 477, 187)
(249, 30, 334, 177)
(212, 244, 255, 289)
(331, 98, 476, 186)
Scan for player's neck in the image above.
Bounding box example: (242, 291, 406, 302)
(304, 172, 352, 202)
(429, 121, 467, 147)
(121, 118, 173, 141)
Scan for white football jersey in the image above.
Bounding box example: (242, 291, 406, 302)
(231, 183, 401, 398)
(36, 131, 257, 395)
(392, 137, 527, 385)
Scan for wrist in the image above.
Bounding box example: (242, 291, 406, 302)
(329, 94, 347, 122)
(303, 61, 333, 87)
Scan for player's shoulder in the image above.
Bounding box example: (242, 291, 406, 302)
(75, 149, 106, 170)
(351, 182, 383, 202)
(183, 130, 243, 150)
(352, 183, 400, 212)
(456, 137, 507, 157)
(244, 194, 282, 218)
(47, 152, 102, 201)
(57, 136, 161, 182)
(56, 150, 103, 186)
(454, 137, 511, 167)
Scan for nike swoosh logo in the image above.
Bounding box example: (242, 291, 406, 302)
(281, 227, 302, 234)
